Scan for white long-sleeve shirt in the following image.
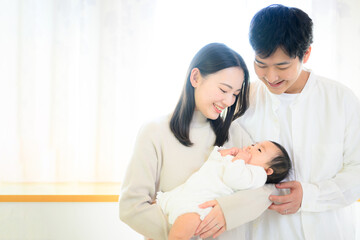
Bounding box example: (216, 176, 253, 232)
(237, 70, 360, 240)
(119, 110, 274, 240)
(157, 146, 267, 224)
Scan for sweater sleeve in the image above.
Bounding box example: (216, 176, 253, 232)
(301, 92, 360, 212)
(119, 121, 170, 240)
(216, 184, 274, 230)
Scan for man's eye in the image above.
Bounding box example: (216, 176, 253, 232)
(256, 64, 267, 69)
(278, 67, 289, 70)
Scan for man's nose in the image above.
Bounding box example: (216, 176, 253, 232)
(264, 69, 279, 83)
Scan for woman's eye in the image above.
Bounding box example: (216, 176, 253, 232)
(219, 88, 226, 93)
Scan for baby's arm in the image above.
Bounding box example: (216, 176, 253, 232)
(168, 213, 201, 240)
(223, 161, 267, 190)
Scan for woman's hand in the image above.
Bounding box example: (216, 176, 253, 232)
(268, 181, 303, 215)
(194, 200, 226, 239)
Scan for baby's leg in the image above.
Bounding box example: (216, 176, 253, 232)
(168, 212, 201, 240)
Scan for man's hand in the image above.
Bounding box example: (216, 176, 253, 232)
(268, 181, 303, 215)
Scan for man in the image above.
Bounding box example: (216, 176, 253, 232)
(237, 4, 360, 239)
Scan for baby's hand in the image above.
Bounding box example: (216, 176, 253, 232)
(233, 149, 251, 162)
(218, 147, 240, 157)
(218, 147, 251, 162)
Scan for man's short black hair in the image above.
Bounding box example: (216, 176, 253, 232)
(249, 4, 313, 60)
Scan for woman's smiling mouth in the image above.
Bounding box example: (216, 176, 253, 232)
(213, 104, 224, 113)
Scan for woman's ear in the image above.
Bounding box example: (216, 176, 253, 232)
(190, 68, 201, 88)
(302, 46, 312, 64)
(266, 167, 274, 176)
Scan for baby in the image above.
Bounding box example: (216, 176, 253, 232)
(156, 140, 291, 240)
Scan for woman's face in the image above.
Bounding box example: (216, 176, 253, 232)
(191, 67, 244, 120)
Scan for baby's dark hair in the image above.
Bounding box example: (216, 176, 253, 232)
(266, 141, 291, 184)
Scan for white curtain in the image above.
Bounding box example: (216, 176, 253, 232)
(0, 0, 359, 183)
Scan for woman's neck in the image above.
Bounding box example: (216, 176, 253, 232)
(191, 110, 208, 128)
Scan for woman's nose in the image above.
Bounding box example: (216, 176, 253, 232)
(223, 94, 235, 107)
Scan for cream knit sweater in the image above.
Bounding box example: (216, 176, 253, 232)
(119, 111, 274, 240)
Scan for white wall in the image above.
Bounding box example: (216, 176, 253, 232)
(0, 202, 142, 240)
(1, 202, 359, 239)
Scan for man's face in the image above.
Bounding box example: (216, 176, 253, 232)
(254, 47, 309, 94)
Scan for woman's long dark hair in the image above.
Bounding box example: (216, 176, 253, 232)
(170, 43, 250, 147)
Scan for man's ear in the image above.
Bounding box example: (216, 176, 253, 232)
(190, 68, 201, 88)
(303, 46, 312, 64)
(266, 167, 274, 176)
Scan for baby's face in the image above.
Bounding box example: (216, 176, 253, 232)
(242, 141, 280, 168)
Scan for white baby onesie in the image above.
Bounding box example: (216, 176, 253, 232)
(156, 146, 267, 224)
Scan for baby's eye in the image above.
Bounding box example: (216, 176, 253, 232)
(258, 148, 262, 153)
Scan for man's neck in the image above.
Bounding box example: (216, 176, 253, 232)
(285, 69, 310, 94)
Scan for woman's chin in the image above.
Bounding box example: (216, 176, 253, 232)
(207, 113, 220, 120)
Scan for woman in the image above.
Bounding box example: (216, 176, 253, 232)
(119, 43, 273, 240)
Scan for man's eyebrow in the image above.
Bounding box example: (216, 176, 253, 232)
(254, 59, 265, 65)
(255, 58, 292, 66)
(220, 83, 241, 92)
(275, 61, 291, 66)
